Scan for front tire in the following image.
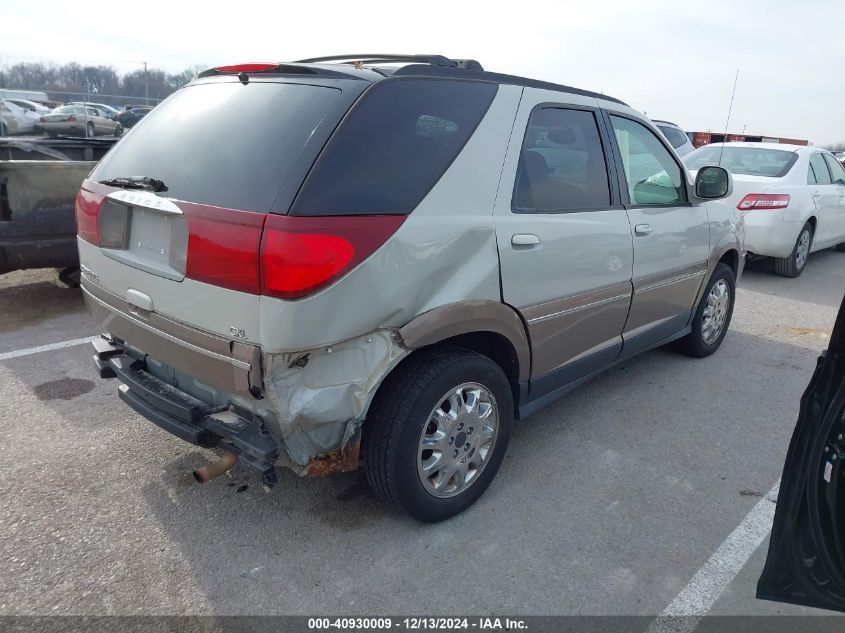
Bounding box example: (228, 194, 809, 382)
(675, 262, 735, 358)
(773, 222, 813, 277)
(363, 347, 513, 523)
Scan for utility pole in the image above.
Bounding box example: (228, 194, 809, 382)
(144, 61, 149, 105)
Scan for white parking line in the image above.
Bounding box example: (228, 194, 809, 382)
(0, 336, 98, 362)
(646, 479, 781, 633)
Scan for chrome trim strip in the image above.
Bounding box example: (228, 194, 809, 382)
(527, 292, 631, 324)
(637, 270, 706, 294)
(82, 286, 251, 372)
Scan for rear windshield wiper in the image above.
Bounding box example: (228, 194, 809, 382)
(98, 176, 168, 193)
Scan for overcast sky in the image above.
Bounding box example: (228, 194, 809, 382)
(3, 0, 843, 144)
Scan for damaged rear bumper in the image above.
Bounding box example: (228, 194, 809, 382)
(94, 337, 280, 485)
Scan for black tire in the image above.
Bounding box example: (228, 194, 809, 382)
(363, 347, 513, 523)
(773, 222, 813, 277)
(675, 262, 736, 358)
(836, 243, 845, 252)
(86, 122, 95, 138)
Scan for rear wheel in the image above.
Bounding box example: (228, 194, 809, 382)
(363, 347, 512, 523)
(675, 262, 735, 358)
(773, 223, 813, 277)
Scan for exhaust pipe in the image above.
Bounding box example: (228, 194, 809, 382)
(193, 451, 239, 483)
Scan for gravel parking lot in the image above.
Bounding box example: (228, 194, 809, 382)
(1, 251, 844, 619)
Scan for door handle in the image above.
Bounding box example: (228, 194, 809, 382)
(511, 234, 541, 246)
(634, 224, 652, 237)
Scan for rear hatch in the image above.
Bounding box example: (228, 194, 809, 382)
(76, 75, 364, 343)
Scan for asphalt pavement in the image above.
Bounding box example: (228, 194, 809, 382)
(1, 250, 844, 618)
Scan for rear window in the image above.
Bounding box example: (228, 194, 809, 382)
(291, 78, 497, 216)
(683, 146, 796, 177)
(657, 125, 690, 150)
(93, 81, 341, 211)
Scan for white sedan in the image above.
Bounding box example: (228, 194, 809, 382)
(684, 143, 845, 277)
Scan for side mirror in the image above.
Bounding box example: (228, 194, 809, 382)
(694, 165, 732, 200)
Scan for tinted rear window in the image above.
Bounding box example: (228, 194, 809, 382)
(683, 146, 796, 177)
(93, 81, 341, 211)
(657, 125, 690, 149)
(291, 78, 497, 216)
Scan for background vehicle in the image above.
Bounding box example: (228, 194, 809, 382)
(4, 98, 51, 116)
(757, 291, 845, 612)
(653, 119, 695, 156)
(0, 99, 37, 136)
(0, 135, 116, 275)
(116, 106, 153, 129)
(834, 150, 845, 166)
(41, 105, 122, 138)
(684, 142, 845, 277)
(69, 102, 122, 118)
(78, 54, 740, 522)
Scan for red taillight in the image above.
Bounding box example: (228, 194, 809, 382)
(75, 187, 105, 245)
(214, 63, 279, 73)
(180, 202, 266, 294)
(67, 115, 76, 122)
(260, 215, 405, 299)
(737, 193, 790, 211)
(39, 116, 46, 122)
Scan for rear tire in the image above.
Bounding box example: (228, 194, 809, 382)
(773, 223, 813, 277)
(675, 263, 735, 358)
(363, 347, 513, 523)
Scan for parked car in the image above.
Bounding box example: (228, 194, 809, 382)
(684, 142, 845, 277)
(116, 106, 153, 129)
(834, 150, 845, 166)
(757, 291, 845, 612)
(69, 102, 122, 119)
(0, 100, 37, 136)
(4, 98, 51, 116)
(653, 119, 695, 157)
(41, 105, 123, 138)
(77, 54, 741, 522)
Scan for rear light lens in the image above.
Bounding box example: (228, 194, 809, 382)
(39, 116, 46, 122)
(737, 193, 790, 210)
(260, 215, 405, 299)
(75, 187, 104, 245)
(180, 202, 266, 294)
(97, 199, 130, 248)
(214, 63, 279, 73)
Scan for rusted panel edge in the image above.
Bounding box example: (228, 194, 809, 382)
(305, 426, 362, 477)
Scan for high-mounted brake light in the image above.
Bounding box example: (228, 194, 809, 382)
(214, 63, 279, 73)
(737, 193, 790, 211)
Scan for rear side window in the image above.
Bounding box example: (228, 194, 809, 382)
(809, 154, 832, 184)
(657, 125, 689, 150)
(513, 107, 611, 213)
(292, 79, 497, 216)
(93, 81, 341, 211)
(823, 154, 845, 183)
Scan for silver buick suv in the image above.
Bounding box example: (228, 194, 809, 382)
(78, 54, 743, 522)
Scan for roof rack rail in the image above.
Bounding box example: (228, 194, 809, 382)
(293, 54, 484, 71)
